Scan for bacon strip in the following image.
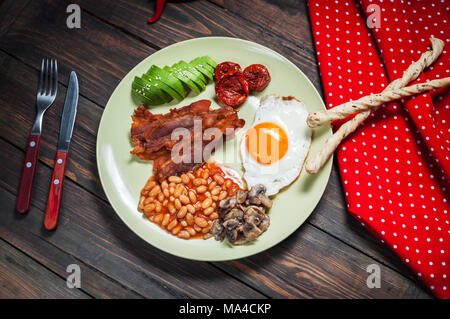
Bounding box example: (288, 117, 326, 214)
(130, 100, 245, 180)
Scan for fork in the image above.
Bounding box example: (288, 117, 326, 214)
(16, 58, 58, 214)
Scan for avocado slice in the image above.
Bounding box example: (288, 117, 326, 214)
(132, 57, 217, 105)
(132, 78, 171, 104)
(176, 60, 207, 86)
(132, 89, 158, 106)
(199, 56, 217, 68)
(172, 62, 206, 91)
(165, 65, 202, 94)
(133, 76, 172, 103)
(132, 83, 165, 106)
(147, 65, 187, 98)
(141, 74, 183, 102)
(190, 58, 214, 81)
(134, 76, 172, 102)
(132, 83, 166, 105)
(191, 57, 216, 73)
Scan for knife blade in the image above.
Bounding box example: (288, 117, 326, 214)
(57, 71, 78, 152)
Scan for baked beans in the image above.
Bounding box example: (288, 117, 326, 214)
(138, 161, 243, 240)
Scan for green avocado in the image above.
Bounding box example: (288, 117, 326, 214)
(199, 56, 217, 68)
(190, 58, 214, 81)
(165, 65, 202, 94)
(132, 81, 165, 106)
(176, 60, 207, 86)
(132, 89, 158, 105)
(133, 76, 172, 103)
(146, 65, 187, 98)
(172, 62, 206, 91)
(132, 56, 218, 106)
(141, 73, 183, 102)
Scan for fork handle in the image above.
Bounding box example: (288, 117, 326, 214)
(16, 134, 41, 213)
(44, 151, 68, 230)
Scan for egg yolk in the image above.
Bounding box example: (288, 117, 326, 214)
(245, 122, 288, 165)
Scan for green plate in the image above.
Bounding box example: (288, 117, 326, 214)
(97, 37, 332, 261)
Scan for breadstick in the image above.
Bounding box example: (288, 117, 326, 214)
(307, 77, 449, 126)
(305, 78, 449, 174)
(307, 37, 445, 128)
(305, 112, 368, 175)
(305, 37, 445, 174)
(386, 37, 444, 90)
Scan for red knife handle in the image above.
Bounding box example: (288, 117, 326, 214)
(16, 134, 41, 214)
(44, 151, 68, 230)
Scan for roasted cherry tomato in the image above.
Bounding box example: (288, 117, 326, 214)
(214, 62, 242, 81)
(215, 70, 249, 107)
(243, 64, 271, 91)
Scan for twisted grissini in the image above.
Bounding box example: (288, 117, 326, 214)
(305, 37, 445, 174)
(305, 78, 449, 174)
(307, 37, 444, 128)
(308, 78, 449, 125)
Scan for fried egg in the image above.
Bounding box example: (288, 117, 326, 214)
(240, 95, 312, 196)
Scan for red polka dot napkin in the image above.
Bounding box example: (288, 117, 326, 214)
(307, 0, 449, 298)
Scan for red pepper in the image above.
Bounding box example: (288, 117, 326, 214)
(147, 0, 167, 23)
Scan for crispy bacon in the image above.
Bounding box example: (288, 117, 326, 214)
(130, 100, 245, 180)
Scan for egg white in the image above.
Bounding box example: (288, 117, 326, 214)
(240, 95, 312, 196)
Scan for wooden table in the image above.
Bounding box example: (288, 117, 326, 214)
(0, 0, 433, 299)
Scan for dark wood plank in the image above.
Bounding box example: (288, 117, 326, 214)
(0, 239, 89, 298)
(0, 53, 428, 298)
(216, 225, 431, 299)
(0, 223, 142, 298)
(0, 0, 155, 107)
(208, 0, 430, 283)
(308, 166, 423, 280)
(0, 138, 265, 299)
(0, 188, 141, 298)
(0, 0, 418, 278)
(210, 0, 315, 52)
(202, 0, 424, 281)
(0, 0, 31, 37)
(0, 0, 320, 107)
(0, 139, 430, 299)
(73, 0, 426, 280)
(0, 0, 428, 297)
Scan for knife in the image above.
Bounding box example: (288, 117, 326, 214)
(44, 71, 79, 230)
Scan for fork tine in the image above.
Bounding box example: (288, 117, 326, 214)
(52, 59, 58, 96)
(48, 59, 53, 95)
(38, 58, 45, 94)
(44, 58, 49, 95)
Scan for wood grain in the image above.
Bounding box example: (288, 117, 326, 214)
(0, 0, 320, 107)
(0, 1, 419, 279)
(308, 167, 425, 281)
(217, 224, 431, 298)
(0, 134, 431, 298)
(0, 0, 431, 298)
(72, 0, 427, 282)
(0, 0, 31, 37)
(0, 239, 89, 298)
(0, 138, 265, 299)
(0, 205, 142, 298)
(0, 50, 428, 297)
(0, 0, 155, 107)
(210, 0, 315, 52)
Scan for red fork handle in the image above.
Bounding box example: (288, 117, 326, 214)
(44, 151, 68, 230)
(16, 134, 41, 213)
